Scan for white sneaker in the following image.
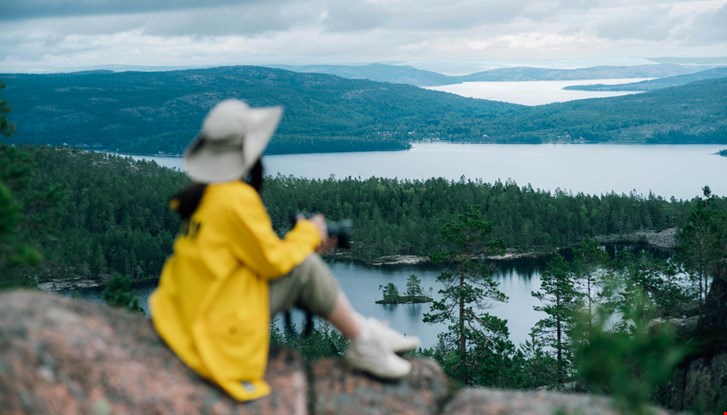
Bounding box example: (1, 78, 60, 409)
(365, 317, 421, 353)
(344, 327, 412, 379)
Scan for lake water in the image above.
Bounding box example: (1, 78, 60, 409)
(285, 259, 545, 348)
(68, 258, 545, 348)
(140, 143, 727, 201)
(422, 78, 650, 105)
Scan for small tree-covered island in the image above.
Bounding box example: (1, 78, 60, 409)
(376, 274, 434, 304)
(2, 64, 727, 414)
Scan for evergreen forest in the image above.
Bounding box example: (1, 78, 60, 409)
(2, 145, 718, 288)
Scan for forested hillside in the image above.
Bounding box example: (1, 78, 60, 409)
(0, 66, 519, 154)
(1, 66, 726, 155)
(486, 77, 727, 144)
(271, 63, 453, 86)
(12, 147, 186, 284)
(263, 175, 696, 262)
(2, 145, 712, 286)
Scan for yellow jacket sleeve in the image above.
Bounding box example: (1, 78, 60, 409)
(222, 184, 321, 279)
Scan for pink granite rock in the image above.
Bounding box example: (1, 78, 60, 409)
(311, 357, 449, 415)
(0, 289, 307, 415)
(442, 388, 674, 415)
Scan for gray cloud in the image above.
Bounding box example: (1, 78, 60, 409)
(591, 2, 727, 46)
(0, 0, 257, 21)
(688, 3, 727, 43)
(0, 0, 724, 72)
(593, 5, 679, 41)
(320, 1, 391, 32)
(0, 1, 323, 37)
(141, 3, 320, 37)
(320, 0, 544, 33)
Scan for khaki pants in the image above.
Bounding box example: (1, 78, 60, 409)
(268, 254, 339, 317)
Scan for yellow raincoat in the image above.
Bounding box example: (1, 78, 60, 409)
(150, 180, 320, 401)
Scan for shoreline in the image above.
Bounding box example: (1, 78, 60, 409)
(38, 277, 159, 293)
(37, 230, 677, 292)
(114, 143, 727, 161)
(364, 229, 678, 267)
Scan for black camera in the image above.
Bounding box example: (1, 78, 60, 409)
(291, 213, 353, 249)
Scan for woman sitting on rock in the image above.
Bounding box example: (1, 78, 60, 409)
(149, 99, 419, 401)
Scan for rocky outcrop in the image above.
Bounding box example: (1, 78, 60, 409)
(660, 353, 727, 412)
(370, 255, 430, 266)
(701, 256, 727, 331)
(595, 228, 677, 249)
(657, 256, 727, 412)
(443, 388, 673, 415)
(1, 290, 675, 415)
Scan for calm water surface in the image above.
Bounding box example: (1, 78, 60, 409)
(423, 78, 650, 106)
(70, 259, 544, 348)
(142, 143, 727, 201)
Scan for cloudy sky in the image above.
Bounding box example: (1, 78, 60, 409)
(1, 0, 725, 73)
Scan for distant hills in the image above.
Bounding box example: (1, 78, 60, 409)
(456, 63, 717, 84)
(271, 63, 453, 87)
(1, 65, 726, 155)
(564, 67, 727, 91)
(649, 57, 727, 65)
(273, 63, 717, 86)
(488, 76, 727, 144)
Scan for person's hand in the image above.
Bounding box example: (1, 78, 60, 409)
(315, 235, 338, 254)
(299, 214, 336, 253)
(304, 213, 327, 241)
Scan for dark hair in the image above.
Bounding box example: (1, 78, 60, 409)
(171, 183, 207, 221)
(170, 159, 264, 220)
(245, 159, 264, 194)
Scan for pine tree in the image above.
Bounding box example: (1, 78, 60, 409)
(406, 273, 424, 296)
(0, 82, 16, 137)
(379, 282, 400, 302)
(0, 180, 41, 288)
(678, 186, 727, 311)
(572, 238, 608, 327)
(102, 274, 144, 314)
(574, 288, 685, 414)
(0, 88, 42, 288)
(531, 253, 582, 386)
(423, 206, 507, 385)
(517, 329, 559, 388)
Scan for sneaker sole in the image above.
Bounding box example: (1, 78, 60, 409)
(344, 353, 411, 379)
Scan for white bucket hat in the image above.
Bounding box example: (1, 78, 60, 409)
(183, 99, 283, 183)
